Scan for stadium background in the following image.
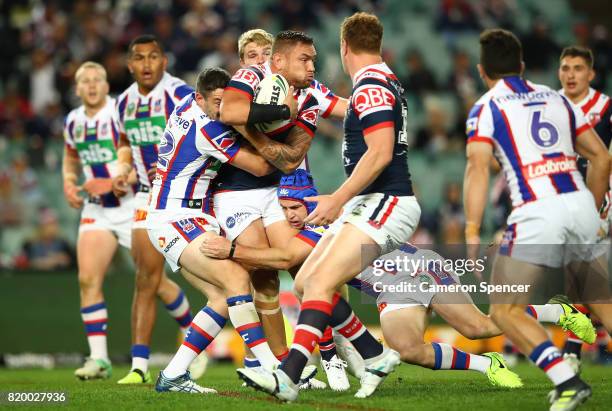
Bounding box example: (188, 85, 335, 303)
(1, 0, 612, 363)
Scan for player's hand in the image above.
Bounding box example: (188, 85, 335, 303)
(200, 235, 231, 259)
(63, 181, 84, 209)
(304, 194, 343, 226)
(284, 86, 297, 121)
(147, 165, 158, 184)
(112, 174, 129, 197)
(82, 178, 113, 196)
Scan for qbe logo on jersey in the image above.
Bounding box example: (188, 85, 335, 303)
(352, 85, 395, 117)
(125, 116, 166, 146)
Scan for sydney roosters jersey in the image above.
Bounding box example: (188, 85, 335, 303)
(64, 97, 131, 207)
(467, 76, 591, 208)
(214, 62, 331, 192)
(116, 72, 193, 187)
(149, 94, 240, 214)
(343, 63, 413, 196)
(560, 87, 612, 178)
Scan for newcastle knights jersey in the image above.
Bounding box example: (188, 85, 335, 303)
(149, 94, 241, 215)
(116, 72, 193, 187)
(467, 76, 591, 208)
(64, 96, 130, 207)
(343, 63, 413, 196)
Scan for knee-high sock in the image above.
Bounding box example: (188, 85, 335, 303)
(164, 306, 226, 378)
(227, 294, 278, 369)
(330, 294, 383, 360)
(319, 327, 338, 362)
(280, 300, 333, 384)
(81, 302, 108, 361)
(431, 342, 490, 372)
(529, 341, 576, 386)
(165, 290, 193, 334)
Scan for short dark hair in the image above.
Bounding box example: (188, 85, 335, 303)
(196, 67, 230, 96)
(560, 45, 594, 68)
(341, 12, 383, 54)
(272, 30, 314, 54)
(128, 34, 164, 56)
(479, 29, 522, 80)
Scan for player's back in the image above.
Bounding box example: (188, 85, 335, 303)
(467, 76, 591, 208)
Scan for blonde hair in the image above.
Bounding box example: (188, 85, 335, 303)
(238, 29, 274, 60)
(75, 61, 107, 82)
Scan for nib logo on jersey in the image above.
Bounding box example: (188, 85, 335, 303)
(125, 116, 166, 146)
(523, 155, 577, 178)
(75, 140, 117, 165)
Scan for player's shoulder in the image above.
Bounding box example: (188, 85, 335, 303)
(65, 104, 86, 124)
(118, 82, 138, 101)
(354, 63, 398, 87)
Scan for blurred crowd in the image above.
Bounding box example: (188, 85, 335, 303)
(1, 0, 611, 269)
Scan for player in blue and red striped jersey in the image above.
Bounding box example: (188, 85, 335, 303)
(464, 29, 612, 411)
(558, 45, 612, 369)
(110, 35, 201, 384)
(144, 67, 288, 393)
(63, 61, 135, 380)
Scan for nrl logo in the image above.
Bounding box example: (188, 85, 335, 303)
(127, 102, 136, 117)
(158, 237, 166, 248)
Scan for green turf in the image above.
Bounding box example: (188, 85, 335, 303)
(0, 362, 610, 410)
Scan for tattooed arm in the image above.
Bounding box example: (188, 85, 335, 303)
(234, 125, 312, 174)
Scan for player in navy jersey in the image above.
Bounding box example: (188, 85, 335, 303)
(464, 29, 612, 411)
(237, 13, 420, 402)
(110, 35, 204, 384)
(558, 45, 612, 368)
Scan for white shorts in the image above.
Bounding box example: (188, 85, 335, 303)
(500, 190, 603, 267)
(79, 197, 135, 249)
(213, 187, 286, 241)
(132, 191, 151, 230)
(328, 193, 421, 254)
(146, 211, 220, 272)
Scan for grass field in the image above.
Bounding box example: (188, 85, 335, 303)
(1, 362, 610, 410)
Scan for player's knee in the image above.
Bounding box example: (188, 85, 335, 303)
(396, 343, 427, 364)
(251, 271, 280, 296)
(78, 271, 102, 292)
(490, 304, 513, 324)
(456, 321, 487, 340)
(223, 268, 251, 296)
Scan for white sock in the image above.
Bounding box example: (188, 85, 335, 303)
(81, 302, 109, 361)
(227, 295, 279, 370)
(164, 306, 226, 378)
(529, 304, 564, 323)
(132, 357, 149, 373)
(164, 345, 199, 379)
